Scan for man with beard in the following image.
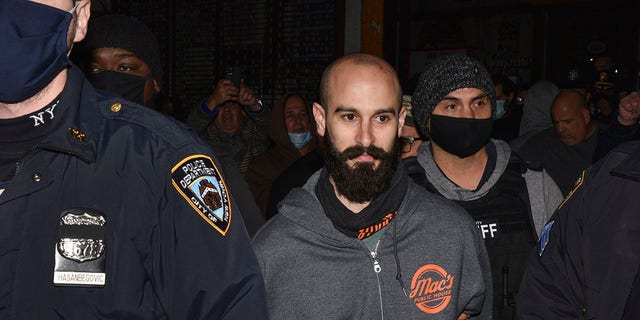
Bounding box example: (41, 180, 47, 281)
(0, 0, 266, 318)
(253, 53, 492, 319)
(411, 54, 564, 320)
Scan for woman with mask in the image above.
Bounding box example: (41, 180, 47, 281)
(246, 93, 317, 217)
(77, 14, 174, 116)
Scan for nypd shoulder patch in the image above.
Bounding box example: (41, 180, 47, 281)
(171, 155, 232, 236)
(538, 220, 555, 256)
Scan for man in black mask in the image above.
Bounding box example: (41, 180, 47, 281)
(78, 14, 171, 114)
(411, 54, 564, 320)
(253, 53, 492, 320)
(79, 14, 267, 236)
(0, 0, 267, 318)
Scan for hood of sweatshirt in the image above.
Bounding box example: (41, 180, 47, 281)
(266, 93, 316, 157)
(416, 139, 512, 201)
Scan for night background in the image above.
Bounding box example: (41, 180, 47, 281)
(83, 0, 640, 120)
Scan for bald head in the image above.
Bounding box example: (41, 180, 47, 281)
(319, 53, 401, 108)
(551, 89, 594, 146)
(552, 89, 588, 113)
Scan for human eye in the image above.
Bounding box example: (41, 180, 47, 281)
(474, 97, 490, 108)
(375, 114, 391, 123)
(87, 63, 102, 74)
(342, 113, 357, 122)
(117, 64, 135, 72)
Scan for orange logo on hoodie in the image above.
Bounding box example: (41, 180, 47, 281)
(409, 264, 454, 314)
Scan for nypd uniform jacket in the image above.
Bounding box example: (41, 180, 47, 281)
(517, 141, 640, 319)
(0, 67, 268, 319)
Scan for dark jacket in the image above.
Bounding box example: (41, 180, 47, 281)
(246, 94, 316, 216)
(517, 141, 640, 319)
(0, 66, 267, 319)
(265, 148, 324, 220)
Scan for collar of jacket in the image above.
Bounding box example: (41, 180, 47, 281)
(417, 139, 511, 201)
(34, 65, 100, 164)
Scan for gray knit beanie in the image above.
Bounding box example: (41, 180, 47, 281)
(82, 14, 162, 87)
(412, 54, 495, 137)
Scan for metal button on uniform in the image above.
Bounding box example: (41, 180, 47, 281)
(110, 102, 122, 113)
(32, 173, 41, 182)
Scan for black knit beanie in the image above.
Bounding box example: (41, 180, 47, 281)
(82, 14, 162, 87)
(412, 55, 495, 138)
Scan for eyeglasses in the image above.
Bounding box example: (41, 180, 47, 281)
(400, 136, 422, 153)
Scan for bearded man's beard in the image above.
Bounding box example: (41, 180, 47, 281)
(323, 130, 400, 203)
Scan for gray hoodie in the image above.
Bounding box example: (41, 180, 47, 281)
(253, 171, 493, 319)
(417, 139, 563, 237)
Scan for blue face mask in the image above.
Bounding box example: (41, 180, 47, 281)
(494, 100, 506, 119)
(0, 0, 76, 103)
(288, 131, 312, 149)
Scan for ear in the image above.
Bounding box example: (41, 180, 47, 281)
(73, 0, 91, 42)
(397, 106, 406, 137)
(582, 107, 591, 123)
(312, 102, 326, 137)
(153, 79, 161, 93)
(507, 92, 515, 105)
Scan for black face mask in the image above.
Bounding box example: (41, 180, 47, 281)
(428, 114, 493, 158)
(87, 71, 148, 106)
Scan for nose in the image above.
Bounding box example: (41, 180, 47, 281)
(293, 114, 304, 126)
(459, 105, 476, 119)
(356, 121, 374, 147)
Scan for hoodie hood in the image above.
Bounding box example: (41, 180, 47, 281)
(417, 139, 512, 201)
(267, 93, 316, 154)
(518, 81, 559, 137)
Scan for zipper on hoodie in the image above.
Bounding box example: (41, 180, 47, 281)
(370, 240, 384, 320)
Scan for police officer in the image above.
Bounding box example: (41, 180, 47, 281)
(518, 118, 640, 318)
(0, 0, 267, 318)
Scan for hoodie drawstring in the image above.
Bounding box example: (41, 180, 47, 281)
(393, 221, 408, 297)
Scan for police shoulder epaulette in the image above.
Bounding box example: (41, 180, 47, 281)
(98, 98, 195, 149)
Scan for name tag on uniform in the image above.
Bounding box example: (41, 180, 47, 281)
(54, 208, 107, 287)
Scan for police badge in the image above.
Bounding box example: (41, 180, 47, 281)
(171, 155, 232, 236)
(54, 208, 107, 287)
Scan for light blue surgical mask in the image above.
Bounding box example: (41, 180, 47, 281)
(288, 131, 312, 149)
(494, 100, 506, 119)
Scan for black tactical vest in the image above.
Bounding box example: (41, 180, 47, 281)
(419, 158, 537, 320)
